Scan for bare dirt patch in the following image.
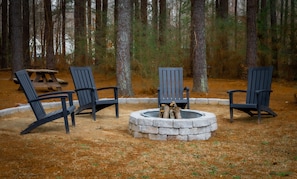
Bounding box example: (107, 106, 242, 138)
(0, 70, 297, 178)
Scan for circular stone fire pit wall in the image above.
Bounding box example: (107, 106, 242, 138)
(129, 108, 217, 141)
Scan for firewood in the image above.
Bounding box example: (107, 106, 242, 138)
(159, 104, 166, 117)
(169, 109, 175, 119)
(163, 105, 170, 118)
(173, 106, 182, 119)
(170, 101, 177, 107)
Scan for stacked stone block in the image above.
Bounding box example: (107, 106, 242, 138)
(129, 108, 217, 141)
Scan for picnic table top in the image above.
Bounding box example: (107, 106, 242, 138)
(26, 69, 58, 73)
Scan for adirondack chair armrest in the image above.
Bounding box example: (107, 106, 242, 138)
(227, 90, 247, 104)
(227, 89, 247, 94)
(38, 90, 75, 98)
(38, 90, 75, 105)
(255, 89, 272, 94)
(29, 94, 68, 103)
(255, 89, 273, 106)
(96, 86, 118, 91)
(184, 87, 190, 98)
(183, 87, 189, 91)
(96, 86, 119, 99)
(74, 87, 96, 93)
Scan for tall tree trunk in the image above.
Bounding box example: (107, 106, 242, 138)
(141, 0, 147, 25)
(44, 0, 55, 69)
(258, 0, 268, 66)
(234, 0, 238, 50)
(102, 0, 108, 61)
(23, 0, 30, 68)
(152, 0, 158, 44)
(215, 0, 229, 76)
(282, 0, 289, 79)
(95, 0, 107, 65)
(270, 0, 278, 76)
(1, 0, 8, 69)
(10, 0, 23, 74)
(116, 0, 134, 96)
(95, 0, 102, 65)
(159, 0, 166, 45)
(55, 0, 61, 55)
(88, 0, 92, 64)
(246, 0, 257, 67)
(61, 0, 66, 58)
(74, 0, 87, 66)
(32, 0, 37, 64)
(134, 0, 140, 20)
(290, 0, 296, 70)
(191, 0, 208, 93)
(216, 0, 228, 18)
(114, 0, 118, 50)
(282, 0, 288, 46)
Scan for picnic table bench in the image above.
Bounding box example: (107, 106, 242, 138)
(14, 69, 68, 91)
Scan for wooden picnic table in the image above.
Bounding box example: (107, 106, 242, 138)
(14, 69, 68, 91)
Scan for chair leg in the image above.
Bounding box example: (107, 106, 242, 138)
(115, 103, 119, 118)
(20, 124, 37, 135)
(63, 115, 70, 134)
(62, 100, 70, 133)
(92, 102, 96, 121)
(257, 109, 261, 124)
(92, 110, 96, 121)
(230, 107, 234, 123)
(71, 112, 75, 126)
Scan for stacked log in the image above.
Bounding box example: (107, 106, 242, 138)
(159, 101, 182, 119)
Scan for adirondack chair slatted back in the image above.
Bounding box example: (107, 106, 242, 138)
(15, 70, 46, 119)
(246, 66, 273, 106)
(70, 67, 99, 107)
(159, 67, 184, 100)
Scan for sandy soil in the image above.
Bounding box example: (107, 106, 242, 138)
(0, 69, 297, 178)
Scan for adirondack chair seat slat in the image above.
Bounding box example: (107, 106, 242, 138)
(158, 67, 190, 109)
(70, 66, 119, 120)
(43, 105, 76, 119)
(227, 66, 277, 123)
(15, 69, 76, 135)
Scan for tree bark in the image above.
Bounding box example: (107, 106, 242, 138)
(44, 0, 55, 69)
(87, 0, 92, 64)
(191, 0, 208, 93)
(270, 0, 278, 77)
(246, 0, 257, 67)
(10, 0, 23, 74)
(258, 0, 268, 66)
(152, 0, 158, 45)
(23, 0, 30, 68)
(1, 0, 8, 69)
(32, 0, 37, 64)
(74, 0, 87, 66)
(95, 0, 102, 65)
(116, 0, 134, 96)
(159, 0, 166, 45)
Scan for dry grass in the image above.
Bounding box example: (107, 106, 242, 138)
(0, 70, 297, 178)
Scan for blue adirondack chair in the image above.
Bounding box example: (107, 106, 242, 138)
(227, 66, 277, 123)
(158, 67, 190, 109)
(15, 69, 76, 134)
(69, 66, 119, 120)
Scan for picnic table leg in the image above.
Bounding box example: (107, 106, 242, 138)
(49, 73, 62, 90)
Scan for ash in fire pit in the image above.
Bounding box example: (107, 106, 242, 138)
(129, 108, 217, 141)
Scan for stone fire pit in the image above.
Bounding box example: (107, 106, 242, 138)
(129, 108, 217, 141)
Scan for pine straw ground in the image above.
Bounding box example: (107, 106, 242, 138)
(0, 70, 297, 178)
